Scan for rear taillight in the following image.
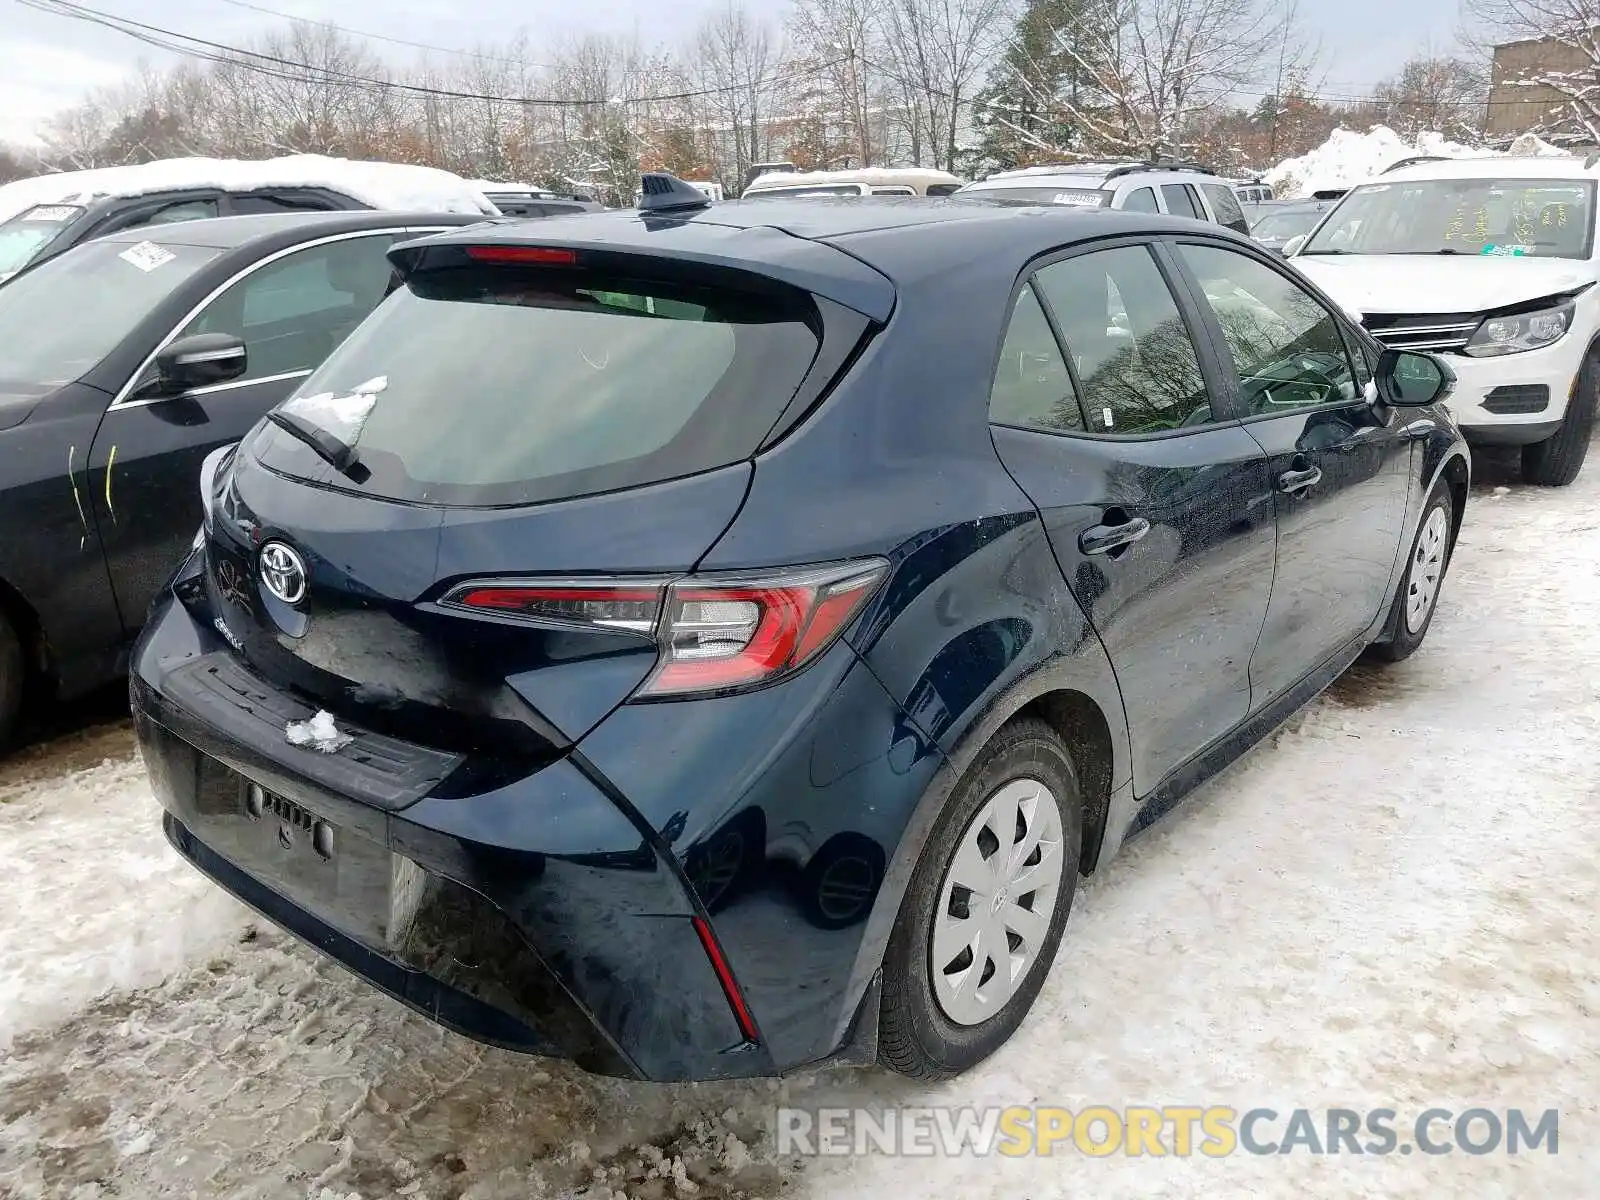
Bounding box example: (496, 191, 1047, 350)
(437, 559, 887, 697)
(641, 562, 887, 697)
(441, 581, 665, 634)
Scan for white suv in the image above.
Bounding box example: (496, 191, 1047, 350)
(956, 162, 1252, 235)
(1288, 156, 1599, 484)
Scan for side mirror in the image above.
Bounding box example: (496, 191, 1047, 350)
(1376, 348, 1455, 407)
(1282, 234, 1307, 257)
(154, 332, 247, 396)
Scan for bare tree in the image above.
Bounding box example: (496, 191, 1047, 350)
(788, 0, 884, 165)
(876, 0, 1013, 170)
(1465, 0, 1600, 141)
(1025, 0, 1310, 160)
(1371, 54, 1491, 142)
(689, 4, 782, 190)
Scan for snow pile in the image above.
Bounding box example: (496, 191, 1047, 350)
(1507, 132, 1572, 157)
(1266, 126, 1494, 199)
(285, 709, 353, 754)
(0, 731, 250, 1048)
(0, 154, 501, 225)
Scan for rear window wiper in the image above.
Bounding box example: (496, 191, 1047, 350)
(266, 409, 360, 474)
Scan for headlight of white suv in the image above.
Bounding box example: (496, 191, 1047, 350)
(1463, 301, 1574, 357)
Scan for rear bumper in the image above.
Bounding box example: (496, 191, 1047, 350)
(131, 561, 938, 1080)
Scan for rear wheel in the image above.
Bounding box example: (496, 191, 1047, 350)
(1523, 354, 1597, 486)
(878, 717, 1082, 1079)
(1368, 481, 1454, 664)
(0, 611, 21, 751)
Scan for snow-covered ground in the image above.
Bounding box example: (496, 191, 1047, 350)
(1, 447, 1596, 1198)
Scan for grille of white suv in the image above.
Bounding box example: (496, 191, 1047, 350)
(1360, 311, 1480, 353)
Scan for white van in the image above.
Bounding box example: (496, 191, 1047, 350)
(742, 168, 963, 199)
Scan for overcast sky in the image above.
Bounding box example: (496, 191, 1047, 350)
(0, 0, 1467, 146)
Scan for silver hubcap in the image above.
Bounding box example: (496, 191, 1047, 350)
(931, 778, 1066, 1026)
(1405, 507, 1450, 634)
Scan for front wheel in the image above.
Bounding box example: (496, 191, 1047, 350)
(1368, 481, 1454, 664)
(1523, 355, 1597, 486)
(877, 716, 1082, 1079)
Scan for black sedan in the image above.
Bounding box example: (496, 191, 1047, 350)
(0, 210, 486, 746)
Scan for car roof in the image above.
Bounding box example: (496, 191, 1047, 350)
(401, 197, 1235, 322)
(964, 163, 1214, 190)
(93, 209, 492, 249)
(1377, 155, 1592, 184)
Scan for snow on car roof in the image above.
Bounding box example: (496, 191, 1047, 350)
(0, 155, 500, 225)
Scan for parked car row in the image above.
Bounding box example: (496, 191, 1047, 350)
(22, 169, 1462, 1088)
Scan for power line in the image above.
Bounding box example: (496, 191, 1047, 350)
(16, 0, 841, 108)
(205, 0, 556, 71)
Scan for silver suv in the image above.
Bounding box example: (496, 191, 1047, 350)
(956, 161, 1251, 234)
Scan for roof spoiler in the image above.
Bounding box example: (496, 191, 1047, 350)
(639, 172, 713, 213)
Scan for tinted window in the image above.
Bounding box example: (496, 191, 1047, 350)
(1178, 243, 1359, 416)
(926, 183, 960, 196)
(232, 193, 343, 215)
(1122, 187, 1158, 213)
(248, 267, 822, 506)
(125, 199, 219, 230)
(1161, 184, 1203, 220)
(1200, 183, 1249, 233)
(871, 186, 915, 196)
(988, 283, 1082, 432)
(178, 234, 397, 383)
(1034, 245, 1212, 435)
(0, 239, 221, 386)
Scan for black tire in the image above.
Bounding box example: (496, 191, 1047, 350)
(1523, 353, 1597, 486)
(877, 716, 1082, 1080)
(1368, 481, 1454, 665)
(0, 610, 20, 751)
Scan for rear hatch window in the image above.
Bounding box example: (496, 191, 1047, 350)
(248, 263, 822, 506)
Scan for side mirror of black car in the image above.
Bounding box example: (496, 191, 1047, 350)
(1376, 348, 1455, 407)
(155, 333, 248, 396)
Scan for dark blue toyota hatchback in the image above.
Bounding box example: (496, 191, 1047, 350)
(132, 176, 1470, 1083)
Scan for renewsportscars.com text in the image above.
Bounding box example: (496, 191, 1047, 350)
(774, 1106, 1560, 1158)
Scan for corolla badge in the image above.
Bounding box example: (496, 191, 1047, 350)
(259, 541, 308, 606)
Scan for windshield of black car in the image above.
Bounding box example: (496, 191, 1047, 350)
(1251, 209, 1324, 239)
(0, 204, 84, 275)
(1302, 177, 1596, 258)
(247, 265, 823, 506)
(0, 237, 222, 386)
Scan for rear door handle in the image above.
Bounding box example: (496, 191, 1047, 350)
(1276, 465, 1322, 494)
(1079, 517, 1151, 556)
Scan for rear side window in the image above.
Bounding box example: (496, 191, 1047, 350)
(1122, 187, 1158, 213)
(232, 193, 345, 215)
(1200, 184, 1249, 234)
(1034, 245, 1213, 435)
(249, 266, 823, 506)
(988, 284, 1082, 432)
(1161, 184, 1203, 220)
(926, 183, 960, 196)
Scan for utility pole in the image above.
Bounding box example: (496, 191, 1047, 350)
(1268, 15, 1290, 160)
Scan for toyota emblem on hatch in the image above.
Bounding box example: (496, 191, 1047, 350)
(259, 541, 308, 606)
